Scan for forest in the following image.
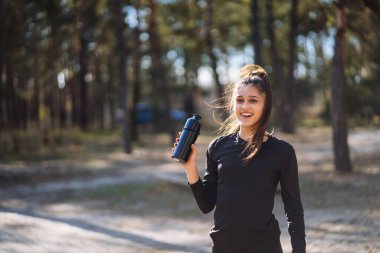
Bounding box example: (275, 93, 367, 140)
(1, 1, 380, 252)
(1, 0, 379, 171)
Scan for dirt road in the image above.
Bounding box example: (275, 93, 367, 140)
(1, 128, 379, 253)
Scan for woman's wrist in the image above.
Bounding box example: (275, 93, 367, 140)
(187, 175, 200, 185)
(185, 166, 200, 184)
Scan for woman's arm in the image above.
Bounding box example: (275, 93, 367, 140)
(182, 144, 201, 184)
(172, 132, 218, 213)
(280, 146, 306, 253)
(172, 137, 218, 214)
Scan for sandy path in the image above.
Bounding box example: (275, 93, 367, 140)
(1, 128, 379, 253)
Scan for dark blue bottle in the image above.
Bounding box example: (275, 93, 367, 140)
(171, 114, 201, 163)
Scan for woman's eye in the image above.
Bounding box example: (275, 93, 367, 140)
(236, 99, 244, 103)
(249, 99, 257, 103)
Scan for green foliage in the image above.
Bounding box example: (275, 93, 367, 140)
(0, 129, 119, 163)
(346, 79, 380, 125)
(298, 1, 328, 35)
(213, 0, 251, 49)
(1, 0, 379, 146)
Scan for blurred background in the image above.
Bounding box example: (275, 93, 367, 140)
(0, 0, 379, 252)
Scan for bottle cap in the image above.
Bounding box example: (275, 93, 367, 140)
(193, 114, 201, 120)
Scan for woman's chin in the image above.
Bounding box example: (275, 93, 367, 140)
(238, 121, 256, 128)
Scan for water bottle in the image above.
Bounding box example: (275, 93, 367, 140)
(171, 114, 201, 163)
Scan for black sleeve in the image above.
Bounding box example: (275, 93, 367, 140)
(280, 146, 306, 253)
(189, 142, 218, 214)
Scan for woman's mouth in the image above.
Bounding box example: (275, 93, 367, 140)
(240, 113, 253, 118)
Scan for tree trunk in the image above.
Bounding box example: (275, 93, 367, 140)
(330, 1, 352, 172)
(148, 0, 175, 141)
(5, 56, 14, 128)
(0, 0, 5, 128)
(31, 25, 41, 129)
(205, 0, 226, 120)
(58, 89, 67, 129)
(49, 34, 60, 130)
(107, 59, 116, 130)
(76, 0, 89, 131)
(78, 29, 88, 131)
(114, 0, 132, 153)
(251, 0, 262, 65)
(69, 77, 79, 127)
(131, 0, 142, 141)
(18, 68, 27, 129)
(281, 0, 298, 133)
(265, 0, 283, 127)
(94, 56, 105, 130)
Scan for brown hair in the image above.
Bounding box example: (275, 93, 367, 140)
(218, 64, 273, 161)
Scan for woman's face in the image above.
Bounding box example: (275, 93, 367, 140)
(233, 85, 265, 130)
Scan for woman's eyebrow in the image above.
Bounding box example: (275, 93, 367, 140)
(236, 95, 259, 98)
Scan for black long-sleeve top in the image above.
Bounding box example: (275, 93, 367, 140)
(189, 133, 306, 253)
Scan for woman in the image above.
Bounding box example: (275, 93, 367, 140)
(173, 64, 306, 253)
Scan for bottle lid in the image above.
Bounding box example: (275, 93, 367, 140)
(193, 114, 201, 120)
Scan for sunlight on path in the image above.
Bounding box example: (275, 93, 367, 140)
(0, 208, 210, 253)
(1, 128, 379, 253)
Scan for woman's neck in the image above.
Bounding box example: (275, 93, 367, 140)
(238, 126, 268, 142)
(238, 127, 256, 141)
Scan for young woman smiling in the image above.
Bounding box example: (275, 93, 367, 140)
(173, 64, 306, 253)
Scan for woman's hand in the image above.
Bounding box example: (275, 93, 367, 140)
(183, 144, 197, 171)
(172, 131, 181, 157)
(172, 132, 200, 184)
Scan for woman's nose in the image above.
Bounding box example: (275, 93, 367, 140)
(242, 101, 248, 109)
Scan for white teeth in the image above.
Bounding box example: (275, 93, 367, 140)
(241, 113, 253, 117)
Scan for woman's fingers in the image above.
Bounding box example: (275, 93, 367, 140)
(173, 138, 180, 148)
(188, 144, 197, 160)
(182, 144, 197, 169)
(191, 144, 197, 154)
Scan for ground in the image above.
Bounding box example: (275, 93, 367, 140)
(0, 128, 379, 253)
